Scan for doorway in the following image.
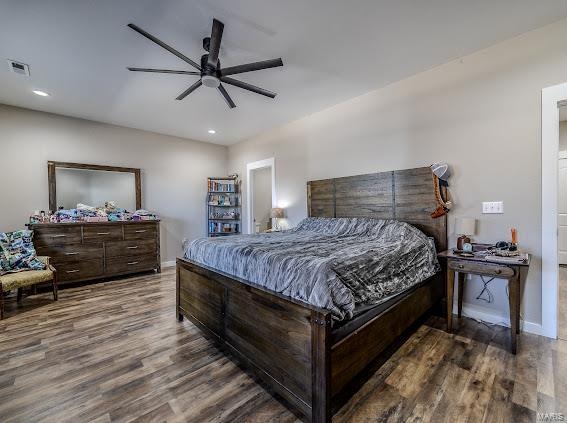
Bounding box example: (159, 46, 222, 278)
(542, 82, 567, 339)
(252, 167, 272, 233)
(246, 158, 276, 234)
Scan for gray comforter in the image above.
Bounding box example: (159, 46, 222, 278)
(184, 217, 439, 320)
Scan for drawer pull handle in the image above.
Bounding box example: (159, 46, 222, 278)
(495, 269, 501, 274)
(127, 246, 139, 249)
(458, 264, 464, 269)
(134, 230, 147, 233)
(127, 261, 139, 265)
(52, 234, 67, 238)
(97, 232, 110, 235)
(66, 269, 80, 273)
(65, 252, 79, 256)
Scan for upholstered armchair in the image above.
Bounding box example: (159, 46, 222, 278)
(0, 256, 58, 319)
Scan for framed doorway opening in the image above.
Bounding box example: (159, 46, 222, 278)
(246, 158, 276, 234)
(541, 82, 567, 338)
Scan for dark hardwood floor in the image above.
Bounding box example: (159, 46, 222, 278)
(0, 267, 565, 422)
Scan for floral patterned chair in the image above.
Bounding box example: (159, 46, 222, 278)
(0, 256, 58, 319)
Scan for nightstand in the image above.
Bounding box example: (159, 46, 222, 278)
(437, 249, 531, 354)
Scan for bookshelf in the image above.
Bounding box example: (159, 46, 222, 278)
(207, 176, 241, 237)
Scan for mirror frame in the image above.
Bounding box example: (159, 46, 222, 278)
(47, 161, 142, 212)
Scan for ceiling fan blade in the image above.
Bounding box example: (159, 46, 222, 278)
(218, 84, 236, 108)
(127, 67, 200, 75)
(176, 80, 202, 100)
(221, 58, 283, 76)
(220, 77, 276, 98)
(207, 19, 224, 68)
(128, 23, 201, 71)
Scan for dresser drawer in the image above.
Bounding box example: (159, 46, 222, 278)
(33, 226, 82, 246)
(82, 225, 123, 243)
(105, 254, 157, 275)
(105, 240, 156, 258)
(56, 259, 104, 282)
(448, 260, 515, 278)
(124, 224, 157, 240)
(37, 244, 103, 263)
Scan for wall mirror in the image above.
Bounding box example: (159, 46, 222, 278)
(48, 161, 141, 212)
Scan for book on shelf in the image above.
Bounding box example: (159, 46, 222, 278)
(209, 221, 240, 234)
(207, 194, 238, 206)
(208, 179, 237, 193)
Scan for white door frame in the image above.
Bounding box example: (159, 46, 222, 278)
(541, 83, 567, 339)
(246, 158, 276, 234)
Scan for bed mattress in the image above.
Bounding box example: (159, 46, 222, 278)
(184, 217, 440, 320)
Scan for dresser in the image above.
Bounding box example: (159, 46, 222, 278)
(27, 221, 161, 284)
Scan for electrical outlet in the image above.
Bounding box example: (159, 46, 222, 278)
(482, 201, 504, 214)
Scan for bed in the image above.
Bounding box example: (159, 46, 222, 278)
(176, 166, 447, 422)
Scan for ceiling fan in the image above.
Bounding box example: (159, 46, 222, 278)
(127, 19, 283, 109)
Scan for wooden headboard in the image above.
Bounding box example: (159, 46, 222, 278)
(307, 166, 447, 252)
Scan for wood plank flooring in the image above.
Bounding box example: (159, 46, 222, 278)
(0, 267, 565, 422)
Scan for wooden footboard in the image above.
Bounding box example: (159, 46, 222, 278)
(177, 258, 332, 421)
(176, 258, 443, 422)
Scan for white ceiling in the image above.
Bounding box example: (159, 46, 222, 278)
(2, 1, 567, 145)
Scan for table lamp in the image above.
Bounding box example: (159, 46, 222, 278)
(271, 207, 285, 231)
(456, 217, 476, 250)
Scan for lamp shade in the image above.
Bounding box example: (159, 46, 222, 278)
(271, 207, 285, 219)
(456, 217, 476, 236)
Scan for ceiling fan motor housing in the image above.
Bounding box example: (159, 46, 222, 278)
(200, 53, 220, 88)
(203, 36, 211, 52)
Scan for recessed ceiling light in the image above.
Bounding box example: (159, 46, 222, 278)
(208, 129, 216, 134)
(32, 90, 50, 97)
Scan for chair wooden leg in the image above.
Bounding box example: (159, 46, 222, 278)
(52, 269, 58, 301)
(0, 287, 4, 320)
(17, 287, 23, 304)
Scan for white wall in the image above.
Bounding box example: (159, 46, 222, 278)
(0, 104, 227, 264)
(229, 18, 567, 330)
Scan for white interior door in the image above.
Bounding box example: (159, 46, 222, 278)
(558, 157, 567, 264)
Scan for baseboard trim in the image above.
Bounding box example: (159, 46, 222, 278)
(161, 260, 176, 268)
(453, 303, 543, 336)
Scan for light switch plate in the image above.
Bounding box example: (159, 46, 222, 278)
(482, 201, 504, 214)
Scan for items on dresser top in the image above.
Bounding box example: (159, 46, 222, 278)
(26, 221, 161, 284)
(29, 201, 159, 224)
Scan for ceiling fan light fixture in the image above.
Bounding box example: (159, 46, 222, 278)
(202, 75, 220, 88)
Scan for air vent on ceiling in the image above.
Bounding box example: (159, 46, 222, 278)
(7, 60, 30, 76)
